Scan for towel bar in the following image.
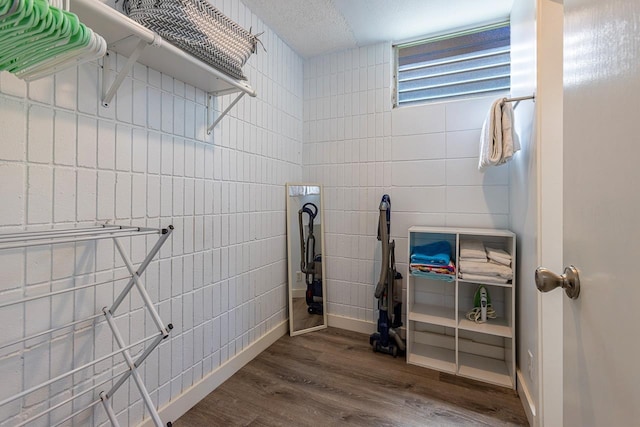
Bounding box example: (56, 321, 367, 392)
(502, 94, 535, 109)
(503, 94, 535, 103)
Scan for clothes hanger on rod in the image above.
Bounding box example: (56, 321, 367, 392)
(0, 0, 105, 81)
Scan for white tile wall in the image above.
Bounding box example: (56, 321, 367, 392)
(303, 43, 511, 325)
(0, 1, 302, 425)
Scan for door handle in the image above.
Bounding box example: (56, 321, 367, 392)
(535, 265, 581, 299)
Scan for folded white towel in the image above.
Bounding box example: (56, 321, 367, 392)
(478, 98, 503, 171)
(459, 272, 509, 284)
(488, 255, 511, 266)
(486, 247, 511, 260)
(459, 260, 513, 280)
(459, 240, 487, 261)
(486, 247, 512, 266)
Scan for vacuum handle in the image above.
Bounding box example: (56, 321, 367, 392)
(300, 203, 317, 219)
(298, 203, 318, 277)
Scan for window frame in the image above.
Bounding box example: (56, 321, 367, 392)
(393, 21, 511, 108)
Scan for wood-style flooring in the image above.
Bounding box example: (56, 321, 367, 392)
(291, 297, 324, 332)
(174, 328, 528, 427)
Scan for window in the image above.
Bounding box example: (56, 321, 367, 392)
(395, 23, 511, 106)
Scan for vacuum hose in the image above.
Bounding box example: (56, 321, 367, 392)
(375, 197, 391, 298)
(298, 203, 318, 285)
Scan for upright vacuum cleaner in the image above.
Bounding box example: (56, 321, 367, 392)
(299, 202, 323, 315)
(370, 195, 405, 356)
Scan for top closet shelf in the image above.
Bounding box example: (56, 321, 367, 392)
(408, 226, 515, 238)
(69, 0, 256, 98)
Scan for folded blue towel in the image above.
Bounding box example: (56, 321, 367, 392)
(411, 241, 451, 266)
(410, 269, 455, 282)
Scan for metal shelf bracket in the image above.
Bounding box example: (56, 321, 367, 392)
(101, 39, 149, 108)
(207, 91, 246, 135)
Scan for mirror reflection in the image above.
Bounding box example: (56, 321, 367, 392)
(286, 183, 327, 335)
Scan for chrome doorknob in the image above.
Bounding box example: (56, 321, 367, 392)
(535, 266, 580, 299)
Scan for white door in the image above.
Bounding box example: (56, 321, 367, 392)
(556, 0, 640, 425)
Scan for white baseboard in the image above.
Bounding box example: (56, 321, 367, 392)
(517, 369, 537, 427)
(327, 314, 376, 335)
(137, 320, 288, 427)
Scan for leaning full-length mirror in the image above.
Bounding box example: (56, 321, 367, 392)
(286, 183, 328, 336)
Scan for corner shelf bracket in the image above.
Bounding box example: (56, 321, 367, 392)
(101, 38, 150, 108)
(70, 0, 257, 134)
(207, 91, 246, 135)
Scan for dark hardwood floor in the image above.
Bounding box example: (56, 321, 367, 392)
(174, 328, 528, 427)
(292, 297, 323, 332)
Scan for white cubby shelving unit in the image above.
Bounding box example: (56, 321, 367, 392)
(69, 0, 256, 133)
(0, 224, 174, 427)
(406, 226, 516, 389)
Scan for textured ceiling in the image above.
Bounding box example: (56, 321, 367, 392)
(241, 0, 513, 58)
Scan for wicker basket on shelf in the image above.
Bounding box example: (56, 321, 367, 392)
(122, 0, 260, 80)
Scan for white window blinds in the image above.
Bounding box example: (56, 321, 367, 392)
(396, 24, 511, 105)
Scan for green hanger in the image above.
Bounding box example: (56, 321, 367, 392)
(0, 0, 41, 27)
(17, 25, 105, 79)
(0, 2, 83, 72)
(16, 11, 85, 63)
(8, 12, 90, 72)
(0, 0, 38, 34)
(0, 6, 65, 55)
(0, 1, 50, 47)
(0, 0, 21, 19)
(0, 3, 51, 68)
(0, 0, 100, 77)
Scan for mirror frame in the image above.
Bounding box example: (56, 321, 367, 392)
(286, 183, 328, 336)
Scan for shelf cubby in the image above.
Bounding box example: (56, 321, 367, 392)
(409, 303, 456, 328)
(406, 226, 516, 389)
(458, 314, 512, 338)
(407, 328, 456, 374)
(458, 351, 512, 388)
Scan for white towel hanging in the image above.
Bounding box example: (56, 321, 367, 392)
(498, 100, 521, 165)
(478, 97, 522, 171)
(478, 98, 504, 171)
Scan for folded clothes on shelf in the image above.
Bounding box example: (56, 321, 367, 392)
(410, 240, 451, 266)
(459, 260, 513, 280)
(410, 269, 455, 282)
(459, 272, 510, 284)
(486, 247, 512, 266)
(410, 260, 456, 274)
(459, 240, 487, 261)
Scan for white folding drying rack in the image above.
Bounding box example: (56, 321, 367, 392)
(0, 224, 173, 427)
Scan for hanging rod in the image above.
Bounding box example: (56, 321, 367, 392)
(52, 399, 102, 427)
(0, 294, 140, 350)
(0, 273, 137, 310)
(0, 332, 163, 408)
(14, 367, 129, 427)
(0, 225, 161, 241)
(0, 224, 123, 238)
(0, 225, 169, 250)
(502, 94, 535, 104)
(0, 312, 103, 351)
